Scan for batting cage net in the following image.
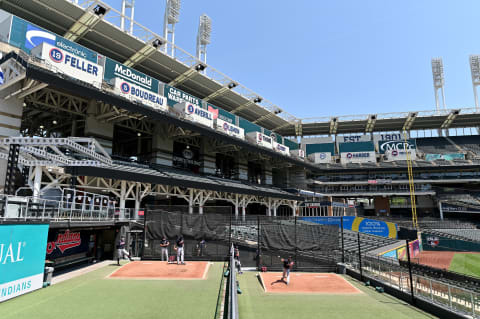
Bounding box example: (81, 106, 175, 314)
(143, 207, 340, 271)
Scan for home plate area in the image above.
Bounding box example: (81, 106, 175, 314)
(259, 272, 362, 294)
(108, 261, 210, 280)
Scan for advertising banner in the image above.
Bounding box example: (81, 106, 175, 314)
(340, 151, 376, 163)
(31, 42, 103, 88)
(9, 16, 99, 63)
(272, 141, 290, 156)
(300, 216, 397, 239)
(384, 149, 417, 161)
(164, 84, 201, 107)
(207, 103, 236, 124)
(46, 230, 91, 260)
(113, 78, 167, 112)
(214, 118, 244, 139)
(373, 133, 407, 146)
(246, 132, 273, 149)
(337, 135, 371, 143)
(172, 102, 214, 128)
(378, 139, 416, 154)
(442, 203, 480, 213)
(290, 149, 305, 159)
(0, 223, 49, 302)
(308, 152, 332, 163)
(425, 153, 465, 161)
(104, 57, 158, 93)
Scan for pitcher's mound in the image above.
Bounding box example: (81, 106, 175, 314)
(259, 272, 361, 294)
(108, 261, 210, 280)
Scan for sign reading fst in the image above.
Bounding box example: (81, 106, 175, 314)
(0, 224, 49, 302)
(31, 42, 103, 88)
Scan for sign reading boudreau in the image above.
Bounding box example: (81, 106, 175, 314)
(31, 42, 103, 88)
(0, 224, 49, 302)
(114, 78, 167, 112)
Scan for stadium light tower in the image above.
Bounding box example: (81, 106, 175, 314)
(431, 58, 446, 111)
(469, 55, 480, 112)
(196, 14, 211, 65)
(163, 0, 181, 56)
(120, 0, 135, 35)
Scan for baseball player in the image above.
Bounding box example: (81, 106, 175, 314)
(175, 235, 185, 265)
(280, 256, 294, 285)
(116, 236, 132, 265)
(160, 237, 169, 262)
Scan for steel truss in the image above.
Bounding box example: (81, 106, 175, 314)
(0, 137, 112, 167)
(35, 172, 298, 219)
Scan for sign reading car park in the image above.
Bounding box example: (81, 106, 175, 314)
(164, 84, 201, 107)
(104, 57, 159, 93)
(31, 43, 103, 89)
(114, 78, 167, 112)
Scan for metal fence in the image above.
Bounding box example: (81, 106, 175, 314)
(344, 249, 480, 318)
(0, 194, 142, 222)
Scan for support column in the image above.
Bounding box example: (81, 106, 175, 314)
(234, 194, 239, 218)
(267, 198, 272, 216)
(85, 100, 114, 154)
(33, 166, 42, 200)
(0, 97, 23, 192)
(273, 206, 277, 217)
(188, 189, 194, 214)
(328, 197, 333, 216)
(119, 180, 126, 219)
(152, 124, 173, 166)
(438, 200, 444, 220)
(198, 191, 204, 214)
(134, 183, 140, 219)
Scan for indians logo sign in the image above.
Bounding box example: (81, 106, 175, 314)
(426, 236, 439, 247)
(46, 230, 81, 254)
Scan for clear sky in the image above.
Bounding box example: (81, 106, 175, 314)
(102, 0, 480, 119)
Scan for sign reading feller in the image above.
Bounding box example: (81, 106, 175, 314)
(0, 224, 49, 302)
(114, 78, 167, 112)
(31, 43, 103, 88)
(214, 118, 244, 139)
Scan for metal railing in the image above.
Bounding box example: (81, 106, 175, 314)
(344, 250, 480, 318)
(228, 244, 239, 319)
(0, 194, 142, 222)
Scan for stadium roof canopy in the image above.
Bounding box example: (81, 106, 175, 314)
(0, 0, 297, 132)
(1, 0, 479, 138)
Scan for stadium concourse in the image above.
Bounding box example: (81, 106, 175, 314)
(0, 1, 480, 319)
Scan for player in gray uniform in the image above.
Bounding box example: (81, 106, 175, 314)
(175, 235, 185, 265)
(281, 256, 294, 285)
(160, 237, 169, 262)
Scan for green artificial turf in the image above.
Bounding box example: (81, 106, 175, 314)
(449, 253, 480, 278)
(237, 272, 437, 319)
(1, 262, 223, 319)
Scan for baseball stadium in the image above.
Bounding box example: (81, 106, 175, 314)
(1, 1, 480, 318)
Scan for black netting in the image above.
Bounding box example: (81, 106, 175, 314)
(143, 208, 340, 270)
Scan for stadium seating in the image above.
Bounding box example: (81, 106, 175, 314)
(416, 137, 460, 154)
